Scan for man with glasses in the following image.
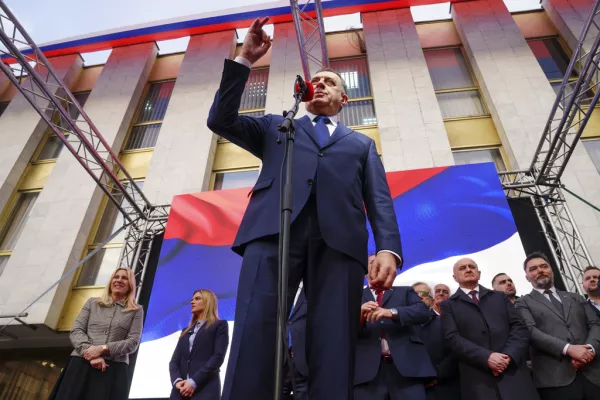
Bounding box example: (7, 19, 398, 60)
(413, 282, 433, 308)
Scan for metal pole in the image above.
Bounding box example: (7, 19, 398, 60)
(291, 0, 312, 80)
(314, 0, 330, 68)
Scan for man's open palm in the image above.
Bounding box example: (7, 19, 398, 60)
(240, 17, 272, 64)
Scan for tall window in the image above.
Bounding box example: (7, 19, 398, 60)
(213, 169, 260, 190)
(124, 80, 176, 150)
(0, 191, 39, 275)
(330, 57, 376, 127)
(583, 139, 600, 173)
(528, 38, 574, 93)
(453, 148, 506, 171)
(0, 101, 9, 117)
(75, 181, 143, 286)
(240, 68, 269, 117)
(34, 92, 91, 162)
(424, 47, 487, 119)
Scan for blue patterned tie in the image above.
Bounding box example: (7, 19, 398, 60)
(313, 115, 331, 148)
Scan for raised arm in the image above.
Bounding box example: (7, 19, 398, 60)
(70, 298, 94, 354)
(207, 17, 273, 159)
(395, 288, 430, 326)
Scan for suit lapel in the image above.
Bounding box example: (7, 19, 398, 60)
(295, 116, 320, 149)
(381, 288, 394, 307)
(452, 288, 479, 308)
(324, 122, 352, 149)
(190, 322, 207, 356)
(530, 290, 565, 320)
(363, 287, 376, 303)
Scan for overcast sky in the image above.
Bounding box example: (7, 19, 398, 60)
(5, 0, 541, 65)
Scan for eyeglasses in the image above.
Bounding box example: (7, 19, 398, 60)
(418, 291, 432, 298)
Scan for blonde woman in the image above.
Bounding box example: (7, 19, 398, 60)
(50, 267, 144, 400)
(169, 289, 229, 399)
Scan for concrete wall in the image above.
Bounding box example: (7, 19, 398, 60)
(143, 31, 237, 204)
(362, 9, 454, 172)
(453, 0, 600, 262)
(0, 55, 83, 219)
(0, 43, 158, 327)
(543, 0, 594, 52)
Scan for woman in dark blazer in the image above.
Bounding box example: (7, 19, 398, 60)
(170, 289, 229, 399)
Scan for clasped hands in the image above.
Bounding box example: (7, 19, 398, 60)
(175, 380, 196, 397)
(83, 345, 109, 372)
(360, 301, 393, 324)
(567, 344, 595, 371)
(488, 352, 511, 376)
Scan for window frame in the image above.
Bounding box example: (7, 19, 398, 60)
(209, 166, 261, 191)
(0, 188, 41, 259)
(218, 67, 270, 144)
(451, 146, 509, 172)
(526, 35, 576, 87)
(121, 79, 176, 153)
(72, 178, 144, 288)
(423, 45, 490, 121)
(330, 55, 377, 130)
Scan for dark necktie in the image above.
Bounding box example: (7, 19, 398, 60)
(313, 115, 331, 148)
(375, 290, 387, 344)
(544, 289, 564, 316)
(469, 290, 479, 305)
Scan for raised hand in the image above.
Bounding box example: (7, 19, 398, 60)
(240, 17, 272, 64)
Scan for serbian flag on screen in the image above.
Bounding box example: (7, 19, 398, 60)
(141, 163, 517, 342)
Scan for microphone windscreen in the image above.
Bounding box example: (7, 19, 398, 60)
(295, 81, 315, 102)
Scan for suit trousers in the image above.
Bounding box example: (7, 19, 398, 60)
(354, 359, 426, 400)
(283, 357, 308, 400)
(537, 372, 599, 400)
(222, 195, 365, 400)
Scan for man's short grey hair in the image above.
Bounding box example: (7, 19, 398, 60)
(315, 67, 348, 95)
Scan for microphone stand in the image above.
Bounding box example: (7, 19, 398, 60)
(273, 76, 307, 400)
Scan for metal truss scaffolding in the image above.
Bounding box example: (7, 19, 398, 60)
(500, 0, 600, 294)
(0, 0, 169, 310)
(290, 0, 329, 79)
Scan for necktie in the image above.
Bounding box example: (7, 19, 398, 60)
(376, 290, 387, 344)
(313, 115, 331, 148)
(544, 289, 564, 316)
(469, 290, 479, 305)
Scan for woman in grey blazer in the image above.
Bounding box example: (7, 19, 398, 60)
(50, 267, 144, 400)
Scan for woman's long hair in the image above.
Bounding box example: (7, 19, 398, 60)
(181, 289, 219, 336)
(98, 267, 139, 311)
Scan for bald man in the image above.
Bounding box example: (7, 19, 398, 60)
(440, 258, 538, 400)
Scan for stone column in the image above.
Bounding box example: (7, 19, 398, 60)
(0, 43, 158, 327)
(362, 9, 454, 172)
(0, 55, 83, 214)
(453, 0, 600, 262)
(142, 31, 237, 204)
(542, 0, 594, 53)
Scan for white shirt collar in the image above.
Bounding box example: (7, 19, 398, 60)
(432, 308, 440, 316)
(460, 286, 479, 296)
(306, 111, 339, 127)
(533, 286, 557, 296)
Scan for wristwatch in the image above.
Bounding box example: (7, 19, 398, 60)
(102, 344, 108, 353)
(389, 308, 398, 320)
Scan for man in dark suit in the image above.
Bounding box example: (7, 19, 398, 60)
(582, 266, 600, 319)
(419, 282, 460, 400)
(207, 18, 402, 400)
(515, 252, 600, 400)
(283, 286, 308, 400)
(354, 272, 435, 400)
(441, 258, 538, 400)
(492, 272, 519, 304)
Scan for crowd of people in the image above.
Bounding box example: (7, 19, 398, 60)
(284, 252, 600, 400)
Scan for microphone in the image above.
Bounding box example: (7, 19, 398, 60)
(295, 75, 314, 102)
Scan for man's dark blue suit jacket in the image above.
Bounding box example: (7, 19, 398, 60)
(207, 59, 402, 266)
(354, 286, 435, 385)
(288, 289, 308, 377)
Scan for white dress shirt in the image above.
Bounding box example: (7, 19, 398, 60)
(589, 298, 600, 312)
(370, 289, 391, 356)
(460, 286, 480, 301)
(532, 286, 595, 356)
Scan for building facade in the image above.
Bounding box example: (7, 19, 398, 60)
(2, 0, 600, 396)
